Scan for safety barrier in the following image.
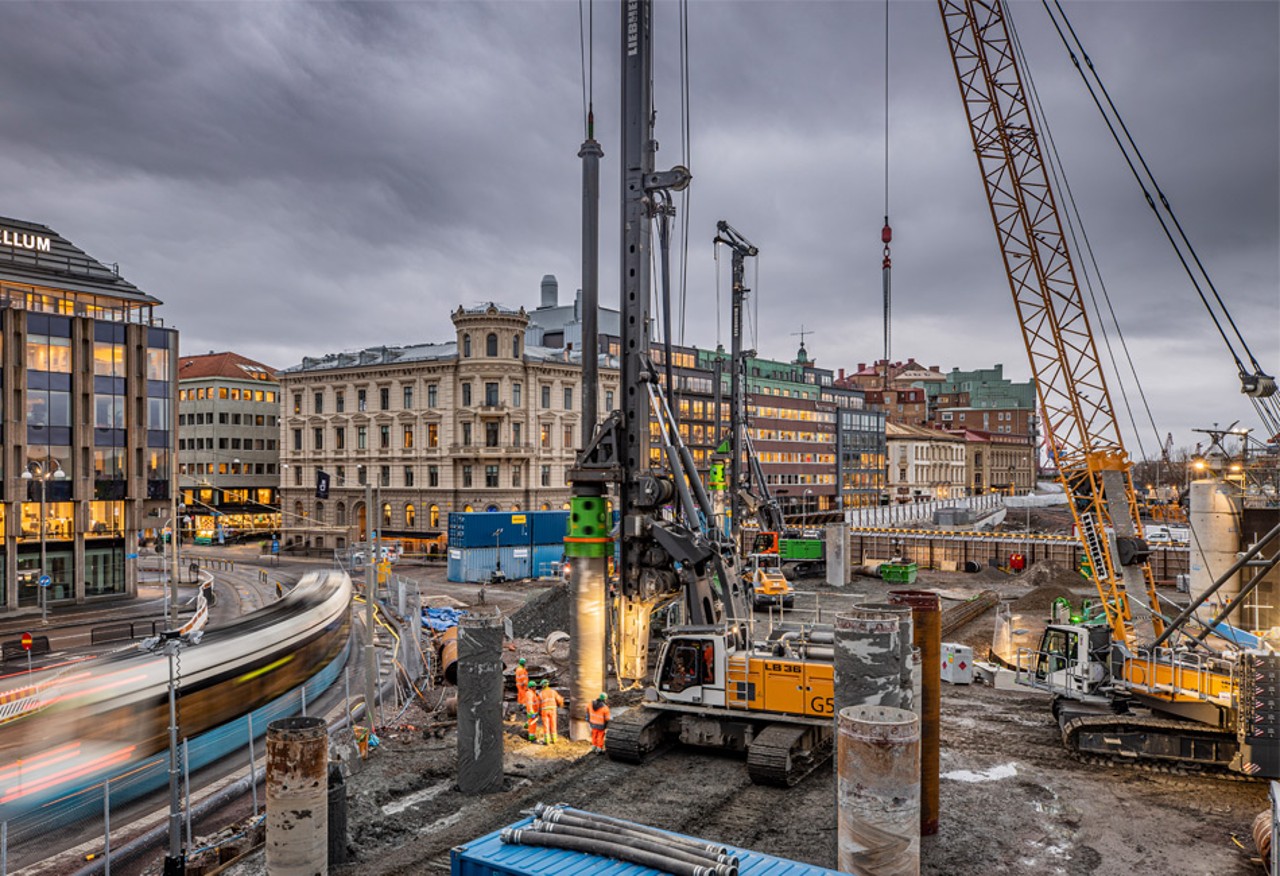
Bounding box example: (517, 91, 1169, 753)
(1, 635, 50, 662)
(90, 621, 162, 645)
(848, 530, 1189, 580)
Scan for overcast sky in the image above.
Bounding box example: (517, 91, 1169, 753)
(1, 1, 1275, 455)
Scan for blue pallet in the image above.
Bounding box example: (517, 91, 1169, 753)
(448, 512, 532, 549)
(447, 546, 532, 583)
(451, 816, 841, 876)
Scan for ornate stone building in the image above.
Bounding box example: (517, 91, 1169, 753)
(276, 303, 618, 552)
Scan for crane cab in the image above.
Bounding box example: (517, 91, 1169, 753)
(1025, 623, 1110, 698)
(655, 630, 731, 707)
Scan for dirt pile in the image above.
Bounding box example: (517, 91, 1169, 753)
(1021, 559, 1083, 590)
(507, 583, 570, 639)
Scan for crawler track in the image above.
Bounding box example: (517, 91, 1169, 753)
(746, 723, 832, 787)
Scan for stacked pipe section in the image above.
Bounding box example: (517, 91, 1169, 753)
(833, 604, 920, 875)
(501, 803, 739, 876)
(456, 614, 504, 793)
(566, 492, 610, 742)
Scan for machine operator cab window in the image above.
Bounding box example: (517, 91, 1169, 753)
(659, 638, 718, 699)
(1034, 626, 1097, 695)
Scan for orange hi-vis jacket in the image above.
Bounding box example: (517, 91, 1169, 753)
(586, 700, 611, 730)
(539, 686, 565, 714)
(515, 664, 530, 706)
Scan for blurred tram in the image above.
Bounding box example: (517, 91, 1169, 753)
(0, 569, 352, 844)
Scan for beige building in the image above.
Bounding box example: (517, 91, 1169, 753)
(276, 303, 618, 552)
(949, 428, 1036, 495)
(885, 422, 967, 502)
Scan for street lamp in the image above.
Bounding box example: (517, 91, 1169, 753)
(22, 462, 68, 625)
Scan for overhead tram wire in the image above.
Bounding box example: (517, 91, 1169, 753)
(1005, 6, 1156, 468)
(1040, 0, 1280, 435)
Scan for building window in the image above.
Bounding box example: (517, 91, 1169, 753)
(463, 465, 473, 487)
(463, 334, 472, 357)
(336, 427, 346, 450)
(429, 504, 440, 527)
(606, 390, 614, 410)
(513, 335, 521, 358)
(403, 426, 414, 448)
(485, 464, 499, 487)
(512, 466, 522, 488)
(486, 421, 499, 447)
(295, 466, 303, 486)
(404, 466, 415, 487)
(314, 391, 323, 414)
(380, 466, 390, 487)
(405, 503, 416, 527)
(513, 383, 522, 407)
(428, 423, 439, 447)
(336, 391, 345, 412)
(358, 389, 367, 411)
(314, 427, 324, 450)
(486, 333, 498, 357)
(428, 465, 439, 487)
(462, 423, 472, 446)
(564, 426, 573, 448)
(358, 466, 367, 485)
(379, 387, 390, 410)
(462, 383, 472, 406)
(541, 385, 551, 408)
(403, 385, 413, 408)
(293, 429, 302, 451)
(485, 382, 499, 406)
(513, 422, 522, 446)
(293, 394, 302, 415)
(564, 387, 573, 410)
(541, 465, 551, 487)
(380, 425, 390, 449)
(540, 424, 550, 448)
(357, 426, 367, 449)
(428, 384, 438, 407)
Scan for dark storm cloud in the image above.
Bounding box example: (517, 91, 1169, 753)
(0, 0, 1273, 450)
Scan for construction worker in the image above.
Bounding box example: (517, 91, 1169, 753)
(586, 693, 611, 753)
(538, 680, 565, 744)
(526, 693, 542, 743)
(514, 658, 530, 717)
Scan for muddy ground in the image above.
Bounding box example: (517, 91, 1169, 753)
(216, 562, 1267, 876)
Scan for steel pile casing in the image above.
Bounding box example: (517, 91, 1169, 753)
(567, 493, 609, 741)
(457, 615, 505, 794)
(837, 705, 920, 876)
(889, 589, 941, 837)
(834, 609, 903, 712)
(854, 603, 915, 710)
(265, 716, 330, 876)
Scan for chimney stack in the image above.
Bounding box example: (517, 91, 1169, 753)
(539, 274, 559, 309)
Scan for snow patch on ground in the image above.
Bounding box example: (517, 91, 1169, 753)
(941, 762, 1018, 783)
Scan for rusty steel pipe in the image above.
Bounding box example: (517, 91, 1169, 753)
(890, 589, 941, 836)
(440, 625, 459, 685)
(265, 716, 330, 876)
(837, 705, 920, 876)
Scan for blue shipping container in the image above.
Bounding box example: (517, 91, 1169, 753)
(530, 544, 564, 578)
(446, 546, 532, 583)
(530, 510, 570, 545)
(448, 512, 532, 549)
(451, 816, 841, 876)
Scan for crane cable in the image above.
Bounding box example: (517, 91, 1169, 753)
(881, 0, 892, 393)
(1005, 7, 1157, 470)
(1041, 0, 1280, 437)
